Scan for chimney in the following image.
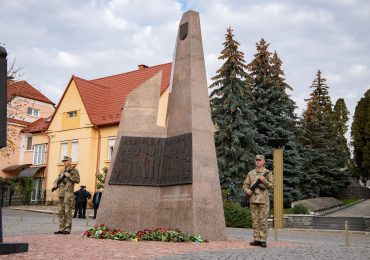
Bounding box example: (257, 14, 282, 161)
(138, 64, 148, 70)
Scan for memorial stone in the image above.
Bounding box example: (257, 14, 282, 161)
(97, 10, 226, 241)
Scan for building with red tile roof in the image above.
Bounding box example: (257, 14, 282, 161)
(36, 62, 172, 203)
(7, 80, 55, 105)
(1, 80, 55, 195)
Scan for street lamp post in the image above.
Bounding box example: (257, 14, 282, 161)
(0, 46, 28, 255)
(0, 46, 7, 149)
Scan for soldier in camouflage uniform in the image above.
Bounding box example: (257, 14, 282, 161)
(243, 154, 273, 248)
(53, 156, 80, 234)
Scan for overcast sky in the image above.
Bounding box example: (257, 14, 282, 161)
(1, 0, 369, 133)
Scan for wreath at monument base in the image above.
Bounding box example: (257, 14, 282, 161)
(83, 224, 206, 243)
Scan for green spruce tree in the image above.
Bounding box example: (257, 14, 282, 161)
(300, 70, 350, 197)
(209, 27, 259, 201)
(248, 40, 303, 205)
(351, 89, 370, 184)
(247, 39, 273, 158)
(270, 51, 303, 205)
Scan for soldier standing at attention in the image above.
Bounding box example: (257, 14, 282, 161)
(243, 154, 273, 248)
(53, 156, 80, 234)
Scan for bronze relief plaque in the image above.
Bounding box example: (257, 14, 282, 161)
(109, 133, 192, 186)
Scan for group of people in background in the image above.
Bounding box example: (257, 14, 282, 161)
(73, 185, 91, 219)
(73, 185, 103, 219)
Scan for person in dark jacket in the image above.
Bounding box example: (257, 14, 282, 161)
(92, 187, 103, 219)
(82, 186, 92, 218)
(73, 185, 91, 218)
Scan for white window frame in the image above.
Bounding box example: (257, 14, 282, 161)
(27, 107, 40, 117)
(108, 137, 116, 160)
(60, 142, 68, 161)
(33, 144, 46, 165)
(71, 141, 78, 162)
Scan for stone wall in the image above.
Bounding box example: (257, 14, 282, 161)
(291, 197, 344, 214)
(364, 217, 370, 232)
(339, 186, 370, 200)
(268, 215, 315, 229)
(283, 214, 315, 229)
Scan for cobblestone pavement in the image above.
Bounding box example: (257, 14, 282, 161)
(1, 208, 370, 259)
(2, 207, 89, 236)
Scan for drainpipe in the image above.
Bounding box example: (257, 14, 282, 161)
(43, 132, 51, 204)
(94, 126, 101, 190)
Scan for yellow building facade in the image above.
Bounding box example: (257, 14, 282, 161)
(34, 63, 172, 203)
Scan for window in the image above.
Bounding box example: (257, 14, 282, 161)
(71, 141, 78, 162)
(27, 107, 40, 117)
(108, 138, 116, 160)
(33, 144, 46, 165)
(60, 142, 68, 161)
(67, 111, 77, 117)
(26, 136, 33, 150)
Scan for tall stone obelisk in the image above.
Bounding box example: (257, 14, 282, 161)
(97, 10, 226, 241)
(162, 10, 227, 240)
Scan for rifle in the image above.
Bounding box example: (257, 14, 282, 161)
(246, 170, 270, 199)
(52, 165, 77, 192)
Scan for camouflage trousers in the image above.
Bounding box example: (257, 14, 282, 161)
(250, 202, 269, 242)
(58, 193, 74, 232)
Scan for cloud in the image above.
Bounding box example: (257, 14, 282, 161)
(1, 0, 369, 124)
(350, 64, 369, 76)
(57, 51, 83, 68)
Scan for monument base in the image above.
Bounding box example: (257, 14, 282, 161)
(0, 243, 29, 255)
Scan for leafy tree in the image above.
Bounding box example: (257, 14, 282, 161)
(300, 70, 350, 197)
(209, 27, 259, 201)
(351, 89, 370, 184)
(332, 98, 350, 167)
(0, 177, 33, 205)
(96, 166, 108, 189)
(248, 40, 303, 205)
(18, 177, 33, 204)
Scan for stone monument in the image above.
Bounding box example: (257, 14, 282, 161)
(96, 10, 227, 241)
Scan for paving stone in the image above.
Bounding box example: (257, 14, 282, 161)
(1, 208, 370, 259)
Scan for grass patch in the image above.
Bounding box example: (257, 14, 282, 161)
(339, 198, 359, 205)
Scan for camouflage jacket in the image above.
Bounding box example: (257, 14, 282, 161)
(243, 167, 273, 204)
(55, 166, 80, 197)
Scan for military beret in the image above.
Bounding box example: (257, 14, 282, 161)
(62, 156, 72, 162)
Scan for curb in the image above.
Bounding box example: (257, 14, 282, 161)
(282, 228, 369, 235)
(10, 207, 54, 214)
(8, 207, 94, 218)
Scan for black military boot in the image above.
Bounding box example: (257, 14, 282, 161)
(249, 240, 261, 246)
(260, 241, 267, 248)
